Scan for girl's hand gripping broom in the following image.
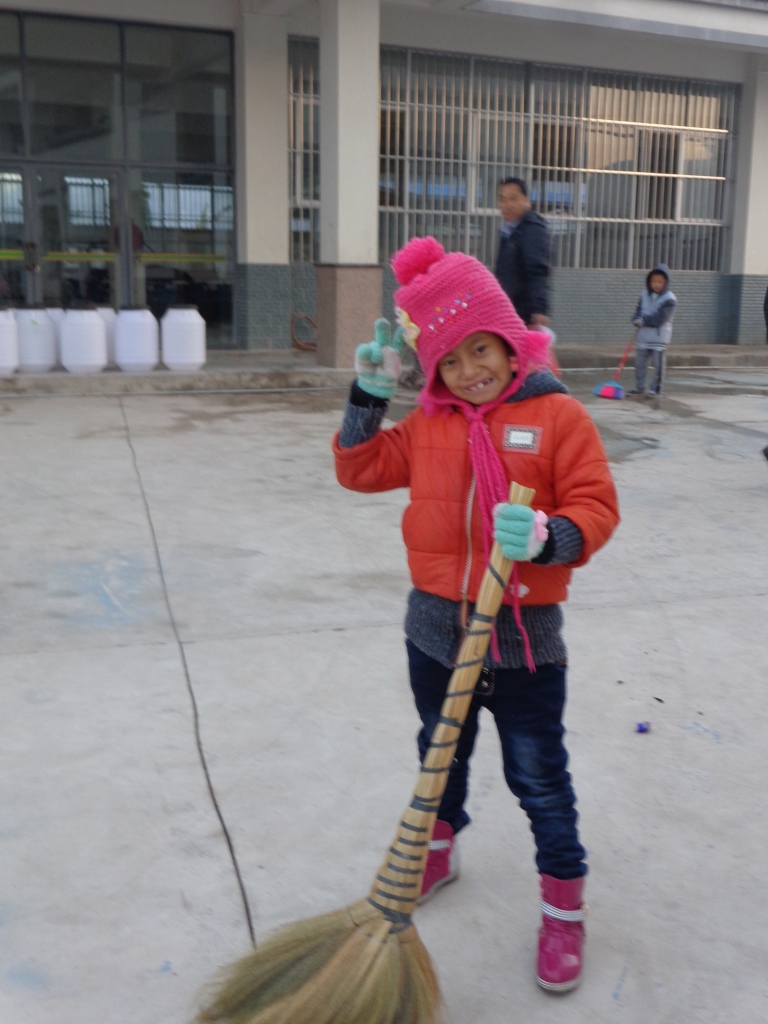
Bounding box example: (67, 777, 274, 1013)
(195, 483, 536, 1024)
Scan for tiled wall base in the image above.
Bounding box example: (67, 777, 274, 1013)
(234, 264, 768, 349)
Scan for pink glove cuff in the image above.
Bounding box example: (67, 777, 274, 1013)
(533, 509, 549, 542)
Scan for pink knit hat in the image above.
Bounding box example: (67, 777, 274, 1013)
(392, 236, 552, 414)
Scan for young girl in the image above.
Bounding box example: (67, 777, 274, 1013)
(334, 237, 619, 992)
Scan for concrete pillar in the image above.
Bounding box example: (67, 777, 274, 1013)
(316, 0, 382, 367)
(728, 55, 768, 344)
(234, 7, 291, 348)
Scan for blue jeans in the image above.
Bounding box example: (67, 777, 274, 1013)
(406, 639, 587, 880)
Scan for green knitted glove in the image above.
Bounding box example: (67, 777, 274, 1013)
(493, 503, 549, 562)
(355, 318, 405, 400)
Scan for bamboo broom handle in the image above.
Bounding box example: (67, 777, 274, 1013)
(368, 482, 535, 924)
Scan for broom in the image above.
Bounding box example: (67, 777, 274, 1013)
(194, 482, 535, 1024)
(593, 331, 637, 400)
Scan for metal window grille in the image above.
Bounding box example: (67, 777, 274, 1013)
(527, 65, 738, 271)
(289, 39, 739, 271)
(0, 172, 24, 225)
(143, 183, 234, 232)
(64, 176, 111, 227)
(289, 38, 320, 263)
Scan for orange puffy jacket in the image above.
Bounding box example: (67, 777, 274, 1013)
(334, 392, 619, 607)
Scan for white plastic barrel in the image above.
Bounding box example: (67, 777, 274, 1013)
(45, 307, 66, 365)
(60, 308, 107, 375)
(0, 308, 19, 377)
(114, 307, 159, 373)
(95, 306, 117, 368)
(161, 305, 207, 372)
(16, 307, 57, 373)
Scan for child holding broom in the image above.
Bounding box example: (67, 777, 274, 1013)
(334, 236, 619, 993)
(628, 262, 677, 398)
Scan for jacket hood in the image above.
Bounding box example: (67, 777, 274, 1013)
(508, 368, 568, 402)
(647, 263, 671, 291)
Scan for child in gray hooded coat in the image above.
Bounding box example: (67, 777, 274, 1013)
(629, 263, 677, 398)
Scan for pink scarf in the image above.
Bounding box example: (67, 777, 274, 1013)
(452, 378, 536, 672)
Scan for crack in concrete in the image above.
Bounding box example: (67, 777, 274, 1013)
(118, 397, 256, 947)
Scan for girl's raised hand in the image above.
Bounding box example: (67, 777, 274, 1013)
(355, 318, 405, 400)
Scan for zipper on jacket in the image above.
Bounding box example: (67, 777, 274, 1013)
(459, 475, 476, 630)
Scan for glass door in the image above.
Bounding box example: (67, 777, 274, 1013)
(29, 166, 122, 308)
(0, 167, 26, 304)
(127, 168, 233, 347)
(5, 162, 233, 339)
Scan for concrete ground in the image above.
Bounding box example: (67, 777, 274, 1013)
(1, 364, 767, 1024)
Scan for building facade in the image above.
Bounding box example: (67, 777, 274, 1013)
(2, 0, 768, 359)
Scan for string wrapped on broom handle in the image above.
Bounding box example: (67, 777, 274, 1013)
(367, 482, 535, 926)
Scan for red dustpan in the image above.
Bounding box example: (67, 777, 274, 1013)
(593, 333, 636, 400)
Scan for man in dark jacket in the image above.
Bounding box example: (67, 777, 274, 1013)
(494, 177, 551, 327)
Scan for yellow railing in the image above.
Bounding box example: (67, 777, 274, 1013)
(137, 252, 226, 264)
(0, 250, 226, 264)
(43, 251, 116, 262)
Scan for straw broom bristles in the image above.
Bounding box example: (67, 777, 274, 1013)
(195, 484, 535, 1024)
(196, 901, 440, 1024)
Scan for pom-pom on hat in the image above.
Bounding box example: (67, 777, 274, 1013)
(392, 236, 552, 414)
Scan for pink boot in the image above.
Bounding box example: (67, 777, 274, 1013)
(537, 874, 586, 992)
(418, 820, 460, 904)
